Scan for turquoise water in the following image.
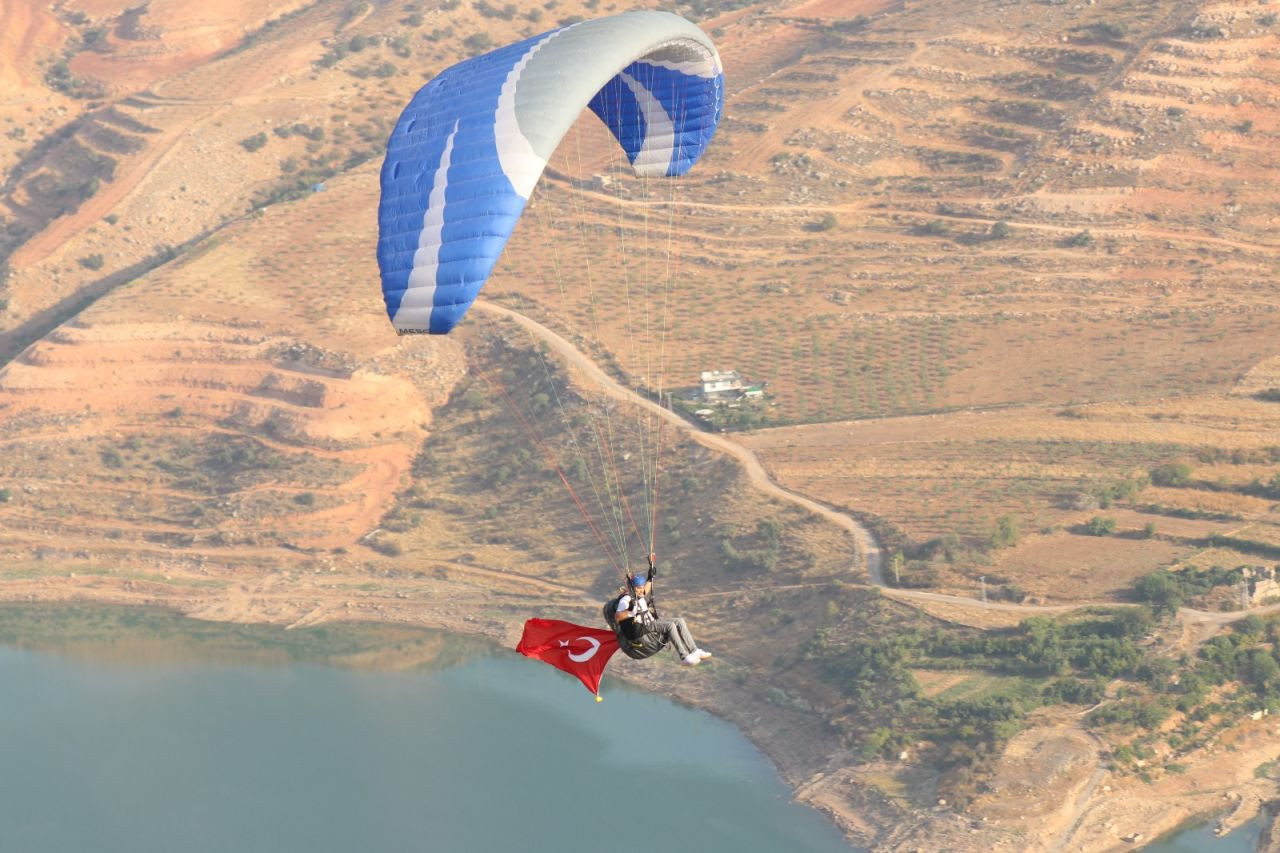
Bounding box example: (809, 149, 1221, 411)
(0, 628, 857, 853)
(1142, 813, 1266, 852)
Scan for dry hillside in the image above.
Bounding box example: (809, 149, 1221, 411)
(2, 0, 1280, 850)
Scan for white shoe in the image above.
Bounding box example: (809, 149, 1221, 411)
(682, 652, 701, 666)
(695, 649, 712, 660)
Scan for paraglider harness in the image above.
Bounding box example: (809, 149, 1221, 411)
(603, 556, 668, 660)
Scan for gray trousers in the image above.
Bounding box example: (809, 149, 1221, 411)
(651, 616, 697, 658)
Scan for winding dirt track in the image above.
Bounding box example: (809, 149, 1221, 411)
(476, 298, 885, 585)
(476, 298, 1264, 634)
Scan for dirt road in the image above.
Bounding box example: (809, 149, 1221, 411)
(477, 298, 1267, 637)
(473, 299, 885, 585)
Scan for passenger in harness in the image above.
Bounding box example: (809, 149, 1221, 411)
(604, 556, 711, 666)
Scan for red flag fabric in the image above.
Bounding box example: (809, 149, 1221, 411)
(516, 619, 620, 697)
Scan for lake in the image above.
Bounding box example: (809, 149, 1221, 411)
(1141, 813, 1266, 852)
(0, 606, 857, 853)
(2, 604, 1265, 853)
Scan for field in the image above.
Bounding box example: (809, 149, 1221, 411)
(740, 393, 1280, 600)
(478, 0, 1280, 427)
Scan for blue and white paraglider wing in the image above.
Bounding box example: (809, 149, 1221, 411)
(375, 11, 723, 335)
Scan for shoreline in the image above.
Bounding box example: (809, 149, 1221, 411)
(5, 584, 1280, 852)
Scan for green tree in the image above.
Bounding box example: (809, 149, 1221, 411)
(1086, 516, 1116, 536)
(240, 132, 269, 152)
(1150, 462, 1192, 487)
(988, 513, 1021, 549)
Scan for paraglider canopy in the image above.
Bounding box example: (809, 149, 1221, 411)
(375, 10, 723, 335)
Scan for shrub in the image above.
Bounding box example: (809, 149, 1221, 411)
(989, 220, 1012, 239)
(294, 492, 316, 506)
(988, 513, 1021, 549)
(369, 538, 402, 556)
(720, 538, 779, 573)
(463, 33, 494, 51)
(1086, 516, 1116, 536)
(1088, 21, 1126, 40)
(1150, 462, 1192, 487)
(78, 254, 104, 270)
(240, 132, 269, 152)
(1066, 229, 1094, 247)
(0, 486, 11, 502)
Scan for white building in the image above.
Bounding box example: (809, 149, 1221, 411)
(701, 370, 743, 396)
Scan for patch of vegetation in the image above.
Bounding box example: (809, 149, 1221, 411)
(1132, 564, 1248, 614)
(240, 132, 269, 152)
(1136, 504, 1241, 522)
(272, 123, 325, 141)
(914, 148, 1002, 173)
(962, 122, 1032, 152)
(992, 72, 1094, 101)
(1085, 516, 1117, 536)
(473, 0, 517, 19)
(721, 518, 783, 572)
(1180, 23, 1227, 40)
(1028, 48, 1115, 75)
(145, 434, 355, 496)
(1206, 534, 1280, 561)
(806, 600, 1154, 807)
(987, 513, 1021, 549)
(1150, 461, 1193, 487)
(229, 3, 315, 56)
(807, 212, 838, 232)
(1080, 21, 1127, 43)
(986, 99, 1066, 129)
(0, 604, 492, 668)
(43, 49, 106, 99)
(1064, 229, 1095, 248)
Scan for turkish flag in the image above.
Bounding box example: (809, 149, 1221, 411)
(516, 619, 619, 697)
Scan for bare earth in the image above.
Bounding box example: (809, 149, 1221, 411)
(3, 0, 1280, 850)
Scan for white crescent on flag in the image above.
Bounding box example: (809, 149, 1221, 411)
(567, 636, 601, 662)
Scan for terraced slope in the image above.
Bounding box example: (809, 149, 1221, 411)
(484, 0, 1280, 424)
